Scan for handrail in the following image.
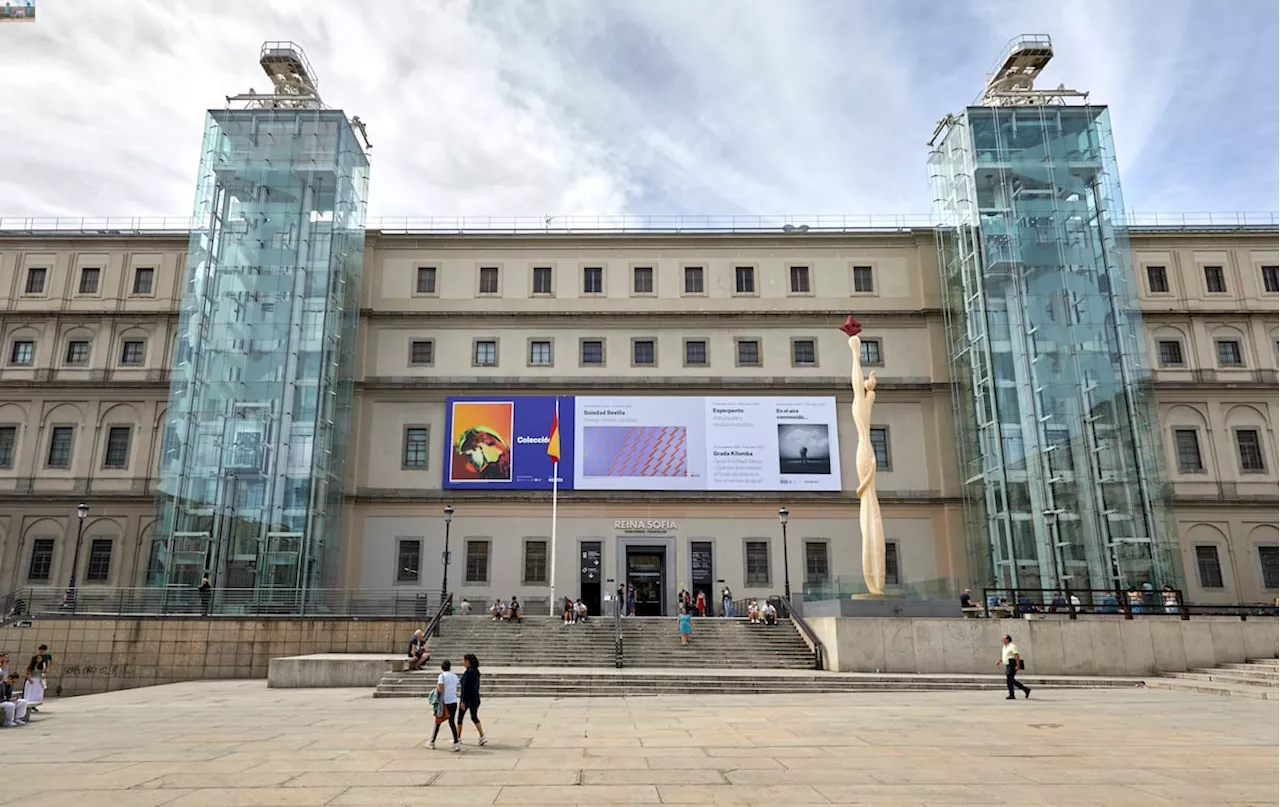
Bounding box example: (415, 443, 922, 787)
(425, 592, 453, 638)
(979, 587, 1277, 622)
(777, 596, 825, 671)
(613, 594, 624, 668)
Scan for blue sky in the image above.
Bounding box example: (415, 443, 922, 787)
(1, 0, 1275, 218)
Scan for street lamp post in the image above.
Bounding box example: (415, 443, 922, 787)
(1042, 509, 1062, 592)
(440, 505, 454, 612)
(64, 503, 89, 609)
(778, 507, 792, 602)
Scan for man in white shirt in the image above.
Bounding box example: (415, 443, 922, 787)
(428, 659, 461, 751)
(762, 601, 778, 626)
(998, 634, 1031, 700)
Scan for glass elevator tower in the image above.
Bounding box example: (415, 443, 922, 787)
(151, 43, 370, 595)
(929, 36, 1181, 595)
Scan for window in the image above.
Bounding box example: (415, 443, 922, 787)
(885, 542, 900, 585)
(869, 427, 891, 471)
(409, 340, 434, 365)
(465, 540, 490, 583)
(860, 339, 883, 366)
(403, 427, 429, 469)
(532, 266, 553, 295)
(132, 267, 155, 295)
(397, 539, 422, 583)
(1146, 265, 1169, 293)
(86, 539, 113, 582)
(583, 266, 603, 294)
(684, 266, 704, 294)
(852, 265, 875, 293)
(1173, 429, 1203, 473)
(1195, 545, 1224, 589)
(79, 267, 101, 294)
(27, 538, 54, 581)
(745, 540, 770, 586)
(473, 340, 497, 367)
(478, 266, 499, 295)
(529, 339, 553, 367)
(47, 426, 73, 468)
(523, 539, 548, 584)
(804, 541, 829, 583)
(633, 339, 655, 366)
(415, 266, 437, 294)
(734, 266, 756, 294)
(1235, 429, 1265, 473)
(1203, 265, 1226, 293)
(65, 340, 91, 366)
(103, 426, 131, 469)
(120, 340, 146, 366)
(1259, 546, 1279, 590)
(1263, 266, 1279, 294)
(792, 339, 816, 367)
(736, 339, 760, 367)
(1156, 340, 1184, 367)
(10, 341, 34, 366)
(24, 267, 47, 294)
(0, 426, 15, 468)
(684, 339, 708, 367)
(581, 339, 604, 366)
(1216, 340, 1243, 367)
(633, 266, 654, 294)
(789, 266, 811, 294)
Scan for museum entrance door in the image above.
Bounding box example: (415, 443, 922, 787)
(626, 548, 666, 616)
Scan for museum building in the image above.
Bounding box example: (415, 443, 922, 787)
(0, 39, 1276, 614)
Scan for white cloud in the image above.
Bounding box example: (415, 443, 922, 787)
(0, 0, 1273, 219)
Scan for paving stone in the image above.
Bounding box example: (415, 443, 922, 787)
(2, 679, 1275, 807)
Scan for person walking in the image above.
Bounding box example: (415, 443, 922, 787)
(998, 634, 1031, 700)
(427, 659, 461, 751)
(721, 586, 733, 618)
(455, 653, 488, 746)
(678, 606, 693, 646)
(23, 645, 50, 711)
(695, 590, 706, 617)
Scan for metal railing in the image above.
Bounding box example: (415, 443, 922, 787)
(777, 596, 825, 671)
(613, 595, 624, 669)
(1, 586, 442, 619)
(426, 593, 453, 638)
(979, 587, 1278, 621)
(0, 211, 1274, 236)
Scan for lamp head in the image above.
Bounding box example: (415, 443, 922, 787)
(77, 502, 89, 520)
(443, 505, 454, 524)
(778, 507, 789, 525)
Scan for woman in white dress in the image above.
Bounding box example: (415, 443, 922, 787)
(23, 645, 50, 709)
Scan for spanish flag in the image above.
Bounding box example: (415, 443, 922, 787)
(547, 405, 561, 464)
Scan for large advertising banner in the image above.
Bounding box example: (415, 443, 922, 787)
(443, 396, 573, 490)
(573, 396, 842, 492)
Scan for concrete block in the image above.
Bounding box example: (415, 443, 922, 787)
(910, 619, 946, 673)
(1148, 619, 1188, 672)
(1025, 621, 1064, 675)
(835, 619, 885, 672)
(882, 620, 918, 673)
(1057, 621, 1097, 676)
(1242, 619, 1279, 660)
(1120, 620, 1157, 675)
(936, 618, 980, 675)
(1180, 621, 1216, 669)
(267, 653, 402, 688)
(1088, 621, 1127, 676)
(1207, 619, 1246, 665)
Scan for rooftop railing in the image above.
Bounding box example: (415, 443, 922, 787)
(0, 211, 1274, 236)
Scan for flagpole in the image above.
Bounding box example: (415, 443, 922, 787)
(549, 398, 559, 615)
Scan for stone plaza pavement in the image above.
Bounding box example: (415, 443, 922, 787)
(0, 680, 1275, 806)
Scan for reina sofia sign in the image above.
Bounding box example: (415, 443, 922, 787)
(614, 519, 678, 531)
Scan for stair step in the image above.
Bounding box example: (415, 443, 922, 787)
(1147, 679, 1275, 700)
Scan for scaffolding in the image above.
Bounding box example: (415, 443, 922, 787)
(930, 35, 1181, 595)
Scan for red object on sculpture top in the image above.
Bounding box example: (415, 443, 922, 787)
(839, 315, 862, 337)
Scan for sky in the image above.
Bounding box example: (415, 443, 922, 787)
(1, 0, 1276, 220)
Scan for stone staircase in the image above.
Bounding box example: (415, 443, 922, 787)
(408, 615, 618, 668)
(373, 667, 1142, 698)
(1147, 658, 1278, 700)
(619, 616, 816, 670)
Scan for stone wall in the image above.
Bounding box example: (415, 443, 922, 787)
(808, 615, 1280, 675)
(0, 617, 420, 696)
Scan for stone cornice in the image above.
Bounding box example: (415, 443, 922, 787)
(356, 376, 952, 393)
(349, 488, 961, 506)
(358, 308, 944, 322)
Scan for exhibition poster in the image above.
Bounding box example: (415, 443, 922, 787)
(443, 396, 574, 490)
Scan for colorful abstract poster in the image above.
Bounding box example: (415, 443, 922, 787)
(573, 397, 841, 492)
(443, 396, 574, 490)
